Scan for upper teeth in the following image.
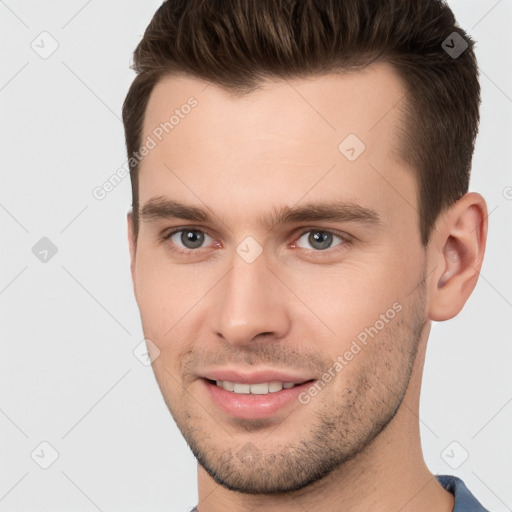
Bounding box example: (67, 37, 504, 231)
(216, 380, 297, 394)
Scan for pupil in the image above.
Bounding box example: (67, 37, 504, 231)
(309, 231, 332, 250)
(182, 230, 204, 249)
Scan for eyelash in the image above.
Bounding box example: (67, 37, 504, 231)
(161, 227, 351, 256)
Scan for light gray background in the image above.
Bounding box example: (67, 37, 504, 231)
(1, 1, 511, 511)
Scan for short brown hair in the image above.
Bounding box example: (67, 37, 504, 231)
(123, 0, 480, 245)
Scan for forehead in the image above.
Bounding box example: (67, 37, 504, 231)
(143, 62, 408, 153)
(138, 62, 416, 233)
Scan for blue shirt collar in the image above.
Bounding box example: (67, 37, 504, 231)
(437, 475, 490, 511)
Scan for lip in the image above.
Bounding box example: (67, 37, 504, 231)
(201, 376, 316, 420)
(201, 368, 314, 385)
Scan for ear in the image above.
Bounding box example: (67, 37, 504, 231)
(127, 210, 137, 292)
(427, 192, 488, 321)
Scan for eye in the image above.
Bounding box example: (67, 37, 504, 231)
(166, 228, 214, 252)
(294, 229, 347, 251)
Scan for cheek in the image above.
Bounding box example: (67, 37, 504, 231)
(287, 261, 406, 342)
(133, 248, 216, 382)
(323, 303, 417, 403)
(133, 246, 206, 335)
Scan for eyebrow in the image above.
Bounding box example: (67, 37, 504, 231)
(139, 196, 382, 230)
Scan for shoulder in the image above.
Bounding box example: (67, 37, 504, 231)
(437, 475, 491, 512)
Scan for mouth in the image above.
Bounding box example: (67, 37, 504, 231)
(205, 378, 314, 395)
(201, 377, 317, 420)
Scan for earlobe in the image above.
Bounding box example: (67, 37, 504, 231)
(428, 193, 488, 321)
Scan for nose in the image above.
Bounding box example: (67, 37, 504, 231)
(208, 248, 291, 346)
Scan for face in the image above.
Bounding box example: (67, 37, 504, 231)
(129, 63, 430, 494)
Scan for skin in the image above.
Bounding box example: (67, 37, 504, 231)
(128, 62, 487, 512)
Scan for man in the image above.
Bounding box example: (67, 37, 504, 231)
(123, 0, 490, 510)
